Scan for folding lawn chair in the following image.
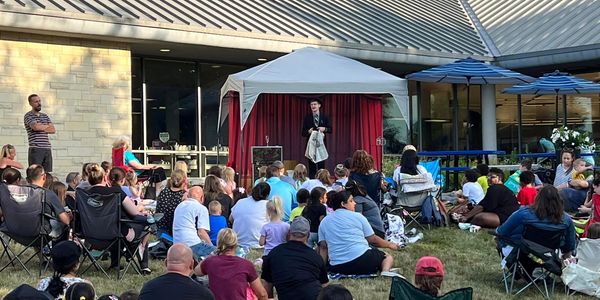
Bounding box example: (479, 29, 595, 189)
(420, 159, 444, 191)
(389, 276, 473, 300)
(0, 183, 61, 276)
(73, 188, 148, 280)
(390, 167, 441, 230)
(494, 224, 564, 299)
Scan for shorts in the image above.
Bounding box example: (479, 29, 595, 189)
(329, 248, 386, 275)
(28, 147, 52, 172)
(191, 242, 216, 259)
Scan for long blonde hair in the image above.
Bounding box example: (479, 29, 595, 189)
(223, 167, 235, 183)
(216, 228, 238, 255)
(174, 161, 188, 174)
(1, 144, 15, 158)
(267, 196, 284, 221)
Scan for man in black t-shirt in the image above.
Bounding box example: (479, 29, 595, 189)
(139, 243, 214, 300)
(26, 165, 70, 239)
(262, 217, 329, 300)
(460, 167, 519, 228)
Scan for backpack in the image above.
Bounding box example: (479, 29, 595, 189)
(420, 195, 447, 227)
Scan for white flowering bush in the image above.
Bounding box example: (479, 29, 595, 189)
(550, 126, 596, 151)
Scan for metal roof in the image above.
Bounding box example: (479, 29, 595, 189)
(0, 0, 489, 57)
(468, 0, 600, 56)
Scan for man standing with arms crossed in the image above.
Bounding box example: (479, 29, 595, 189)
(24, 94, 56, 172)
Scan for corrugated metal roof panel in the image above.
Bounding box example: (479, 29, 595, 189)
(0, 0, 490, 56)
(469, 0, 600, 55)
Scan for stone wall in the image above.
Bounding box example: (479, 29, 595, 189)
(0, 32, 131, 180)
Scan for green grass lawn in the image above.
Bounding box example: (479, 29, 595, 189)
(0, 228, 590, 299)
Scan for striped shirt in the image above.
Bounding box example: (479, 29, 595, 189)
(24, 111, 52, 148)
(553, 164, 573, 187)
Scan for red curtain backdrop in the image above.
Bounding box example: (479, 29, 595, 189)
(227, 93, 383, 186)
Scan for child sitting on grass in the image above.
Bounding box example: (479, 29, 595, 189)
(208, 200, 228, 246)
(415, 256, 445, 297)
(289, 188, 309, 222)
(517, 171, 537, 206)
(578, 175, 600, 237)
(259, 197, 290, 256)
(457, 169, 485, 205)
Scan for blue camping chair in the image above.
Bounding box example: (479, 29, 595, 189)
(420, 159, 444, 190)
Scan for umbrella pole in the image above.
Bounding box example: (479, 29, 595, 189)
(562, 94, 567, 127)
(555, 94, 559, 126)
(466, 84, 471, 150)
(517, 94, 522, 154)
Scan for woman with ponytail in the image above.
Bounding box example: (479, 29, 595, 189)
(196, 228, 268, 300)
(37, 241, 90, 299)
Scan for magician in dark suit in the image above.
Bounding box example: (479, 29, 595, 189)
(302, 99, 332, 178)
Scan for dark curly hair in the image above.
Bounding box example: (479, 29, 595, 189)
(350, 150, 374, 174)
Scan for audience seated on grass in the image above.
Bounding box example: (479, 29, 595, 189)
(139, 243, 214, 300)
(37, 241, 89, 300)
(154, 169, 186, 237)
(516, 171, 537, 206)
(259, 197, 290, 256)
(475, 164, 489, 193)
(457, 169, 484, 205)
(414, 256, 445, 297)
(349, 150, 384, 205)
(518, 159, 543, 187)
(172, 185, 215, 259)
(496, 185, 576, 278)
(230, 182, 270, 248)
(317, 284, 353, 300)
(458, 168, 519, 228)
(345, 180, 385, 238)
(262, 216, 329, 300)
(289, 188, 309, 221)
(579, 175, 600, 237)
(208, 200, 227, 246)
(195, 228, 268, 300)
(266, 165, 297, 222)
(203, 175, 233, 220)
(302, 187, 327, 248)
(64, 282, 95, 300)
(318, 190, 401, 276)
(301, 169, 333, 192)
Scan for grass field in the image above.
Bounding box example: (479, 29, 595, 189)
(0, 228, 590, 299)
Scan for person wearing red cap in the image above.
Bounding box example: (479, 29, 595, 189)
(414, 256, 445, 297)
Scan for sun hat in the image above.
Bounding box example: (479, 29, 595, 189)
(415, 256, 444, 277)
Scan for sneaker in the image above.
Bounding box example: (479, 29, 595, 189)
(141, 267, 152, 275)
(381, 271, 405, 278)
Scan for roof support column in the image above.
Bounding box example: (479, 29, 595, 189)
(481, 85, 498, 161)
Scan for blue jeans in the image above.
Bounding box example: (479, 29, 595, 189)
(191, 242, 216, 259)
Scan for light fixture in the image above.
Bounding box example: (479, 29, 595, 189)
(257, 58, 268, 61)
(159, 49, 171, 52)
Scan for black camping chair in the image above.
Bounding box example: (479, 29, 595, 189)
(493, 224, 565, 299)
(73, 188, 148, 280)
(389, 276, 473, 300)
(0, 183, 63, 276)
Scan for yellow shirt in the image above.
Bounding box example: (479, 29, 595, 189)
(572, 172, 586, 181)
(289, 206, 305, 222)
(477, 175, 489, 193)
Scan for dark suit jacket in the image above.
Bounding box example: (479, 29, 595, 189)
(302, 113, 332, 138)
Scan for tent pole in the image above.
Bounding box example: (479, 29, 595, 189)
(416, 81, 422, 150)
(466, 80, 471, 151)
(517, 94, 522, 154)
(562, 94, 567, 127)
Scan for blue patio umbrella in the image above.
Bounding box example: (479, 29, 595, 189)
(503, 70, 600, 152)
(406, 57, 534, 149)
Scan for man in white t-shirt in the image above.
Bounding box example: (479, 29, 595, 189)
(172, 186, 215, 258)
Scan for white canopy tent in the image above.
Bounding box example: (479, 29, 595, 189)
(218, 47, 409, 130)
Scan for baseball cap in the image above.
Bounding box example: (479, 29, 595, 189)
(51, 241, 81, 269)
(415, 256, 444, 277)
(290, 216, 310, 236)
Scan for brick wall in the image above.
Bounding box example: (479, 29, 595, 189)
(0, 32, 131, 180)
